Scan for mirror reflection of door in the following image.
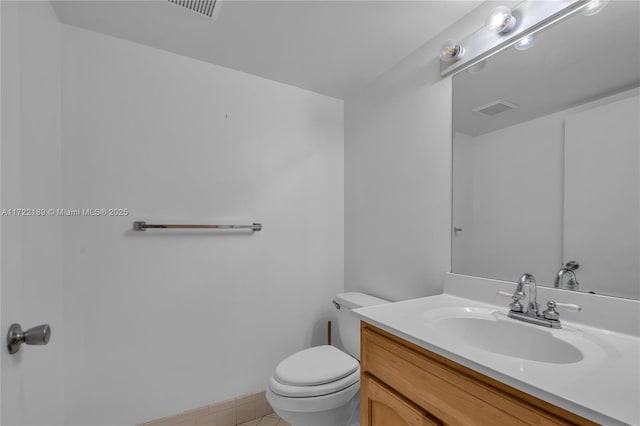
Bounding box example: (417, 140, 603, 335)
(564, 95, 639, 299)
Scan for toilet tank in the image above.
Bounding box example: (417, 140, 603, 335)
(334, 292, 390, 360)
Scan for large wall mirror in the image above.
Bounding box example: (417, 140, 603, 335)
(452, 1, 640, 299)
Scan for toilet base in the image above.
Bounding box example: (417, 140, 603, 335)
(267, 388, 360, 426)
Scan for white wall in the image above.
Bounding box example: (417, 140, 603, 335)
(60, 25, 344, 425)
(1, 2, 65, 425)
(344, 1, 496, 300)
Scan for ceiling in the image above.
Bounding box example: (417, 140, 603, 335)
(50, 0, 482, 100)
(454, 0, 640, 136)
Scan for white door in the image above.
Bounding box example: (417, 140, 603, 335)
(1, 1, 65, 424)
(564, 93, 640, 299)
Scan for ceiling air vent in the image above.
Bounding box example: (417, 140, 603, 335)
(168, 0, 218, 18)
(473, 99, 518, 116)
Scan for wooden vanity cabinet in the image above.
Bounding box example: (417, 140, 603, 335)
(360, 323, 598, 426)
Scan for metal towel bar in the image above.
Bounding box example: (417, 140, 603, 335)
(133, 221, 261, 232)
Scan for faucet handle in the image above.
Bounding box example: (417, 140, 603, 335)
(496, 290, 526, 300)
(554, 301, 582, 312)
(496, 290, 525, 312)
(542, 301, 560, 320)
(543, 300, 582, 321)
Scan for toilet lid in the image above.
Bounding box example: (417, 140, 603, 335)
(269, 367, 360, 398)
(274, 345, 359, 386)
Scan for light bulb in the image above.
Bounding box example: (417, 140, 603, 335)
(582, 0, 608, 16)
(486, 6, 517, 34)
(439, 39, 465, 63)
(514, 33, 537, 51)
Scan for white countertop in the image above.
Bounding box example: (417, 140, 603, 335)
(353, 293, 640, 426)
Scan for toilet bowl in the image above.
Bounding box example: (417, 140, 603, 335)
(266, 292, 389, 426)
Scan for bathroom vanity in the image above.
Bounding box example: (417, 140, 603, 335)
(353, 274, 640, 426)
(360, 323, 595, 426)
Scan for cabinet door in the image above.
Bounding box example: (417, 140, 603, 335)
(361, 374, 441, 426)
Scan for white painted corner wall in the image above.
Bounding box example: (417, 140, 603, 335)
(344, 76, 452, 301)
(344, 1, 495, 301)
(60, 25, 344, 425)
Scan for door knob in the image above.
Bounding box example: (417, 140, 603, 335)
(7, 323, 51, 354)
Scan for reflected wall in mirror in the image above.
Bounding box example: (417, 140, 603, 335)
(452, 1, 640, 299)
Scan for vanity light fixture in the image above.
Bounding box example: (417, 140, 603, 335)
(440, 0, 595, 76)
(514, 33, 538, 51)
(439, 39, 465, 62)
(581, 0, 608, 16)
(487, 6, 517, 34)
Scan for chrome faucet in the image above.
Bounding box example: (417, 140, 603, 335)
(509, 273, 537, 314)
(523, 273, 539, 316)
(554, 261, 580, 290)
(497, 273, 582, 329)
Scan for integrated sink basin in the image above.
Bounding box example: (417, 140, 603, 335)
(435, 315, 584, 364)
(423, 307, 588, 364)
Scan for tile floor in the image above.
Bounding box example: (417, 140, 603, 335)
(238, 413, 289, 426)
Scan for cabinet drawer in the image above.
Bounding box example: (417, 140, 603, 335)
(361, 324, 594, 426)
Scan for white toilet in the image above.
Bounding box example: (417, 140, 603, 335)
(266, 292, 390, 426)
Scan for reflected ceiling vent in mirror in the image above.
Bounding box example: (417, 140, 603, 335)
(168, 0, 218, 18)
(473, 99, 519, 116)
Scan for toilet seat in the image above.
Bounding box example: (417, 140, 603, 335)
(269, 345, 360, 398)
